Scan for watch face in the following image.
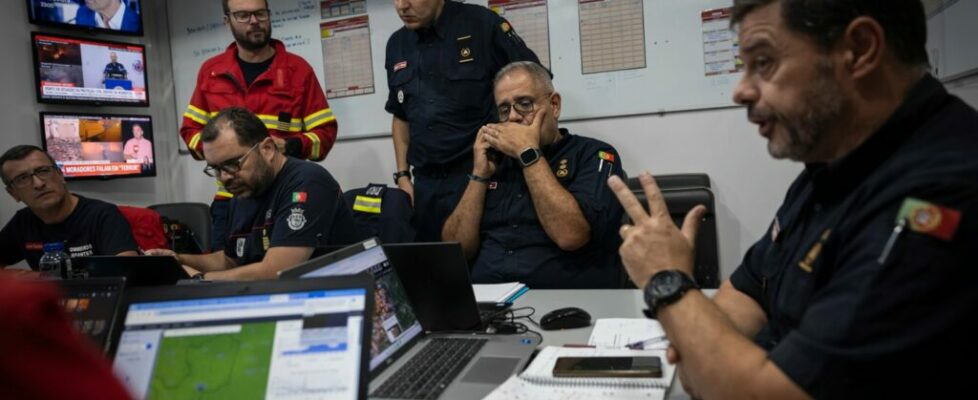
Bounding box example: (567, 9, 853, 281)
(651, 271, 683, 297)
(520, 148, 539, 166)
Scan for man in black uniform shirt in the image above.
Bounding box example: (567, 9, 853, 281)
(385, 0, 541, 241)
(443, 62, 625, 289)
(102, 52, 128, 86)
(0, 145, 138, 271)
(149, 108, 358, 281)
(608, 1, 978, 398)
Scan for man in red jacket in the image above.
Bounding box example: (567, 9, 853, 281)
(180, 0, 337, 251)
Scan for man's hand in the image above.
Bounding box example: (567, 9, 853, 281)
(473, 126, 500, 178)
(145, 248, 179, 263)
(397, 177, 414, 207)
(482, 109, 545, 158)
(607, 172, 707, 289)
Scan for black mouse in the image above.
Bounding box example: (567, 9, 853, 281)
(540, 307, 591, 330)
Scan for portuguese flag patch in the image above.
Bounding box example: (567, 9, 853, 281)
(292, 192, 307, 203)
(598, 151, 615, 162)
(896, 197, 961, 241)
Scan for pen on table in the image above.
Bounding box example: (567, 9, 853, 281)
(625, 335, 668, 350)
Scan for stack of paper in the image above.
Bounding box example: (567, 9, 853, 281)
(588, 318, 669, 350)
(472, 282, 528, 303)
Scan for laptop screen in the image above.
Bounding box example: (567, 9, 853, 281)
(296, 244, 424, 372)
(59, 278, 125, 350)
(112, 287, 367, 399)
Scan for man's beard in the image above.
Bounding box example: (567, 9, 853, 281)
(248, 156, 275, 197)
(233, 24, 272, 52)
(751, 61, 845, 161)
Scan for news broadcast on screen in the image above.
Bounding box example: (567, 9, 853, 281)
(41, 112, 156, 180)
(32, 33, 148, 106)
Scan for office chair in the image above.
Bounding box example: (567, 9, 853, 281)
(148, 202, 211, 253)
(620, 175, 721, 289)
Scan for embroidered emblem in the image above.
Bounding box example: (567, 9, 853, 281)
(287, 207, 307, 231)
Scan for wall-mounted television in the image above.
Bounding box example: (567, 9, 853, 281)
(40, 112, 156, 180)
(27, 0, 144, 36)
(32, 32, 149, 107)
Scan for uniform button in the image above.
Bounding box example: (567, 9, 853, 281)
(506, 250, 514, 255)
(511, 224, 518, 229)
(516, 194, 523, 199)
(427, 125, 433, 130)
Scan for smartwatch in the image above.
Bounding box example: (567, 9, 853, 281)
(642, 270, 698, 319)
(518, 147, 543, 168)
(393, 170, 412, 184)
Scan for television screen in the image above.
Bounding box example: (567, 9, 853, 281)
(32, 32, 148, 106)
(27, 0, 144, 36)
(40, 112, 156, 180)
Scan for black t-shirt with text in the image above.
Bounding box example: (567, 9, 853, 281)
(0, 196, 139, 270)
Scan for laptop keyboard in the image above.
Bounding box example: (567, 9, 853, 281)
(371, 337, 488, 399)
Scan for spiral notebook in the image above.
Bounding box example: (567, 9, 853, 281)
(483, 346, 675, 400)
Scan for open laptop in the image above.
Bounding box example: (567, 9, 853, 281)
(281, 238, 539, 400)
(57, 277, 126, 354)
(75, 255, 190, 286)
(383, 242, 485, 331)
(108, 275, 374, 400)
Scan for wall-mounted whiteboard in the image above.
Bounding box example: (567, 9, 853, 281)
(168, 0, 743, 140)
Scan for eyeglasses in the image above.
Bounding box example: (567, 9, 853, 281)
(203, 143, 260, 177)
(5, 165, 57, 189)
(497, 93, 551, 122)
(227, 8, 271, 23)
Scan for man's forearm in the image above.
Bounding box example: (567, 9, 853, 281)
(392, 117, 411, 172)
(442, 181, 489, 259)
(523, 161, 590, 250)
(177, 252, 232, 273)
(659, 291, 808, 399)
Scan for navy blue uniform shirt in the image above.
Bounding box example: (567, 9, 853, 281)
(471, 129, 625, 289)
(224, 158, 360, 265)
(0, 196, 138, 269)
(384, 1, 540, 169)
(730, 75, 978, 398)
(103, 62, 127, 80)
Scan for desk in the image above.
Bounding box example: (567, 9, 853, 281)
(515, 289, 716, 400)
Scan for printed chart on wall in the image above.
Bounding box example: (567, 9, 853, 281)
(320, 4, 375, 99)
(489, 0, 551, 69)
(578, 0, 646, 74)
(701, 7, 743, 76)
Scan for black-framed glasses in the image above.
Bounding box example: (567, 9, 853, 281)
(497, 93, 551, 122)
(203, 143, 260, 177)
(5, 165, 58, 189)
(227, 8, 271, 23)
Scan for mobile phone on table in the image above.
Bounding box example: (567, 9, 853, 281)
(552, 356, 662, 378)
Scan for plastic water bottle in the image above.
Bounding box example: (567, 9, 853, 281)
(38, 242, 72, 279)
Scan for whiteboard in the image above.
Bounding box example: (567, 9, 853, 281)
(926, 0, 978, 81)
(168, 0, 743, 140)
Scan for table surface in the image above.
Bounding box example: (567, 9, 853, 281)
(513, 289, 717, 399)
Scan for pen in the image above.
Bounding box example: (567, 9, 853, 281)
(877, 218, 906, 265)
(624, 335, 668, 350)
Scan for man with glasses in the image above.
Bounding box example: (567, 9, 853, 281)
(151, 108, 358, 281)
(385, 0, 541, 242)
(180, 0, 338, 251)
(442, 62, 625, 288)
(0, 145, 138, 271)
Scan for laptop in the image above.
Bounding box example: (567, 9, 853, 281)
(108, 275, 374, 400)
(75, 255, 190, 286)
(57, 277, 126, 353)
(281, 238, 539, 400)
(382, 242, 485, 331)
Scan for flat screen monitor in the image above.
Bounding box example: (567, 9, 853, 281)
(27, 0, 144, 36)
(40, 112, 157, 180)
(32, 32, 149, 106)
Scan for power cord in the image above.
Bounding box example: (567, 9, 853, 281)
(484, 306, 544, 344)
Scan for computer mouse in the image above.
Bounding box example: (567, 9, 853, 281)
(540, 307, 592, 330)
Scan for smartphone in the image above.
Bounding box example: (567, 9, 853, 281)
(552, 356, 662, 378)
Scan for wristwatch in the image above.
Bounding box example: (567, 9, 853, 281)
(642, 270, 698, 319)
(393, 170, 412, 184)
(518, 147, 543, 168)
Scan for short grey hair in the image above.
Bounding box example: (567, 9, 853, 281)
(494, 61, 554, 93)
